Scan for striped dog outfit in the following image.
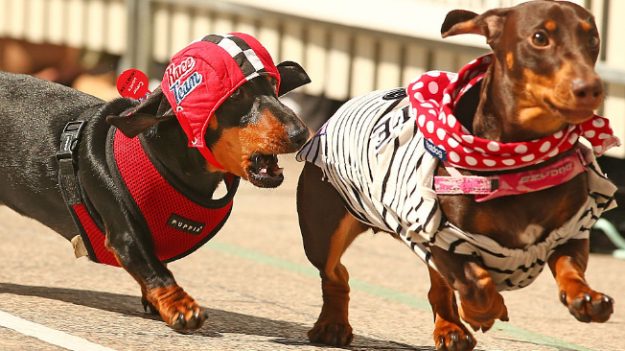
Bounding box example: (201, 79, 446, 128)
(297, 64, 618, 291)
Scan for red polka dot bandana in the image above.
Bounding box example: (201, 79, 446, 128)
(407, 55, 621, 171)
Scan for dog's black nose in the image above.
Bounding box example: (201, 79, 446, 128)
(288, 127, 310, 148)
(572, 76, 603, 106)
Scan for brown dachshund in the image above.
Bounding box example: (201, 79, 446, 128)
(296, 1, 617, 350)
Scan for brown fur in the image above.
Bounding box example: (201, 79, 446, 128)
(296, 2, 614, 350)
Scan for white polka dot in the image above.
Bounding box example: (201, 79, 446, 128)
(447, 137, 459, 148)
(422, 102, 433, 109)
(442, 94, 452, 105)
(521, 154, 535, 162)
(436, 128, 446, 140)
(463, 147, 474, 154)
(429, 109, 437, 116)
(474, 147, 485, 153)
(438, 111, 447, 123)
(487, 141, 500, 152)
(465, 156, 478, 166)
(412, 81, 424, 90)
(593, 145, 604, 154)
(449, 151, 460, 162)
(413, 92, 424, 102)
(584, 130, 596, 138)
(449, 74, 458, 83)
(503, 159, 516, 166)
(592, 118, 605, 128)
(548, 148, 559, 157)
(461, 135, 474, 144)
(568, 133, 579, 144)
(553, 131, 564, 139)
(427, 71, 441, 78)
(483, 159, 496, 167)
(539, 141, 551, 153)
(460, 125, 471, 134)
(426, 121, 435, 133)
(428, 81, 439, 94)
(599, 133, 612, 139)
(418, 114, 426, 127)
(514, 144, 528, 154)
(448, 115, 457, 128)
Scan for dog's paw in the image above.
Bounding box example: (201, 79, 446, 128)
(145, 285, 209, 331)
(560, 290, 614, 323)
(308, 321, 353, 346)
(434, 320, 476, 351)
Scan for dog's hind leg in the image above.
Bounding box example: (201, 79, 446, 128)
(549, 238, 614, 323)
(428, 267, 476, 351)
(297, 163, 368, 346)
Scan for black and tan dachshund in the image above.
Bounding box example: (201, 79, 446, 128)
(0, 34, 310, 331)
(296, 1, 617, 350)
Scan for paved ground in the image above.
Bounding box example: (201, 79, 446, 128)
(0, 158, 624, 351)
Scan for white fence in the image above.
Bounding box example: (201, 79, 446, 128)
(1, 0, 624, 157)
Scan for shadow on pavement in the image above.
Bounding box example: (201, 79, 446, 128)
(0, 282, 441, 350)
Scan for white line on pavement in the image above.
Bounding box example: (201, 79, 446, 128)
(0, 309, 117, 351)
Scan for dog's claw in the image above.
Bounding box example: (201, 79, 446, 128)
(560, 291, 568, 306)
(141, 297, 159, 315)
(561, 289, 614, 323)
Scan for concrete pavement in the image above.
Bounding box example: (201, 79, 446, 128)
(0, 157, 624, 351)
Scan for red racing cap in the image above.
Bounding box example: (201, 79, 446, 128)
(161, 32, 281, 169)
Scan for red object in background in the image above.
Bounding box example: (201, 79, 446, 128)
(116, 69, 150, 100)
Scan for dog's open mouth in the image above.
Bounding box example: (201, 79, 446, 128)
(247, 153, 284, 188)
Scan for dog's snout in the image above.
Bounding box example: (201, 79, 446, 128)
(572, 76, 603, 105)
(288, 126, 309, 148)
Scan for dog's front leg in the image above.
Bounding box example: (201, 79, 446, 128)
(427, 267, 476, 351)
(430, 247, 509, 333)
(549, 238, 614, 323)
(106, 218, 208, 331)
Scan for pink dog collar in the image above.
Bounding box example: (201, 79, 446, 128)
(434, 149, 590, 202)
(408, 55, 621, 172)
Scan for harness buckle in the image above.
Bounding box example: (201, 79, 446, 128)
(56, 121, 86, 161)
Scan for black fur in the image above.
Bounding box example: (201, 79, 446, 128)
(0, 61, 310, 330)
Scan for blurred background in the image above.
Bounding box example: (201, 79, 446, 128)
(1, 0, 624, 255)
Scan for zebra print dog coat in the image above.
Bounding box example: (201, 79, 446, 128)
(296, 88, 616, 291)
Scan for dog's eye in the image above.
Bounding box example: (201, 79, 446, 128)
(531, 31, 550, 47)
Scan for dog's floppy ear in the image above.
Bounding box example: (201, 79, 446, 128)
(276, 61, 311, 96)
(441, 8, 510, 45)
(106, 87, 175, 138)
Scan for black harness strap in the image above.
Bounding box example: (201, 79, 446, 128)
(56, 119, 102, 261)
(56, 121, 86, 206)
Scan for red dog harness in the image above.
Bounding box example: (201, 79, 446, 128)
(69, 128, 238, 266)
(57, 32, 287, 266)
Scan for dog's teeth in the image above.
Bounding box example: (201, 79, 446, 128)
(259, 168, 268, 175)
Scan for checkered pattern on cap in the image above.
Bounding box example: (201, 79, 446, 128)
(161, 32, 281, 169)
